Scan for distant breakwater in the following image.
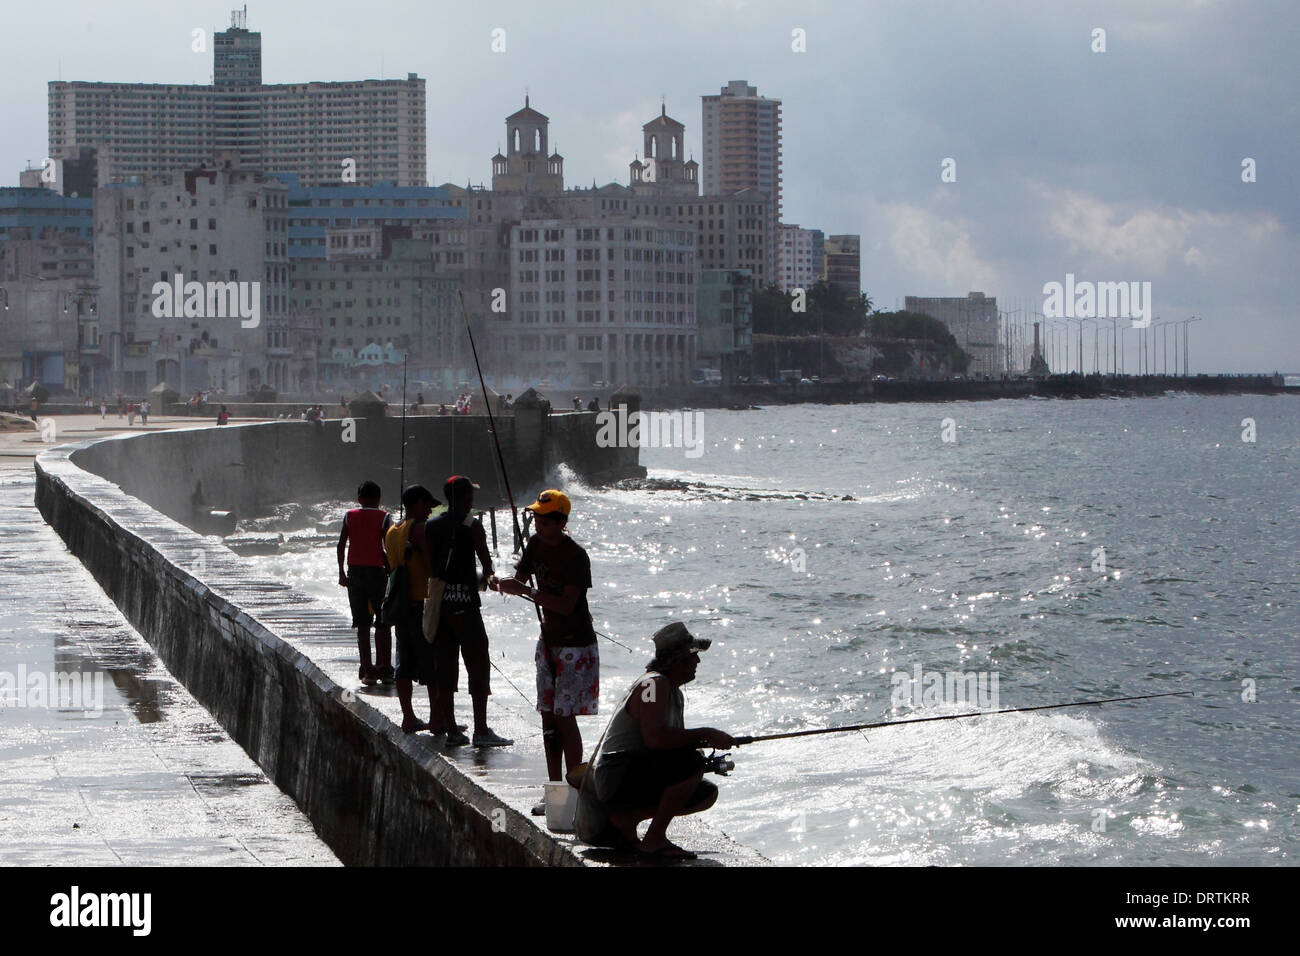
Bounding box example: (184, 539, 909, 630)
(635, 374, 1289, 411)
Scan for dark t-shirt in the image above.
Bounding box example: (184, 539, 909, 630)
(426, 510, 486, 610)
(514, 534, 596, 647)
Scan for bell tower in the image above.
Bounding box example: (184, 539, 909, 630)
(492, 96, 564, 194)
(629, 104, 698, 197)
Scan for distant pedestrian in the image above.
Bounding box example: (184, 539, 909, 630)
(338, 481, 394, 686)
(587, 397, 600, 412)
(437, 403, 447, 416)
(127, 403, 136, 426)
(99, 401, 106, 419)
(339, 396, 348, 418)
(573, 397, 582, 411)
(140, 400, 149, 425)
(29, 396, 38, 421)
(217, 405, 229, 425)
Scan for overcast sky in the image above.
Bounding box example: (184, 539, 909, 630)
(2, 0, 1296, 372)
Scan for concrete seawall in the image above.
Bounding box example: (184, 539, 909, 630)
(35, 439, 581, 866)
(34, 419, 761, 867)
(67, 407, 642, 530)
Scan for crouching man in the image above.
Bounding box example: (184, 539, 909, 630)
(583, 622, 735, 859)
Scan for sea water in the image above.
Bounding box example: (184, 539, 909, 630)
(251, 394, 1298, 865)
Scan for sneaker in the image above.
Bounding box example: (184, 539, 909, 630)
(444, 730, 470, 746)
(472, 728, 513, 747)
(376, 664, 395, 684)
(359, 665, 378, 687)
(531, 801, 547, 816)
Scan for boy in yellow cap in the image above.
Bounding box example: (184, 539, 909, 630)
(490, 490, 598, 795)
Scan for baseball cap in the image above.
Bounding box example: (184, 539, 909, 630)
(401, 484, 440, 510)
(652, 622, 711, 660)
(526, 489, 571, 517)
(444, 475, 480, 499)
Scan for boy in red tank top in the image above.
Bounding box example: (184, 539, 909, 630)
(337, 480, 394, 685)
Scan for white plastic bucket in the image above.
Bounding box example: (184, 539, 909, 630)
(545, 781, 578, 832)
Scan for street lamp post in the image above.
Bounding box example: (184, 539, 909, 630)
(1064, 317, 1089, 374)
(999, 308, 1022, 375)
(1179, 316, 1202, 376)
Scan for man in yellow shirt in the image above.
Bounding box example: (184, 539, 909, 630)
(385, 484, 439, 733)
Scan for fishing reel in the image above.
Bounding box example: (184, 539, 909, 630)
(703, 750, 735, 776)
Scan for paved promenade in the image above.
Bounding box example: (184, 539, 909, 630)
(0, 413, 336, 865)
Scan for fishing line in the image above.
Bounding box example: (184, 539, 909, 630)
(495, 591, 637, 653)
(732, 691, 1193, 746)
(487, 654, 536, 710)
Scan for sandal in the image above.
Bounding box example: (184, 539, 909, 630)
(636, 840, 697, 860)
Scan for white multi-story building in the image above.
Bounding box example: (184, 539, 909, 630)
(506, 219, 696, 387)
(48, 13, 426, 187)
(904, 292, 1002, 377)
(777, 223, 820, 293)
(94, 158, 290, 395)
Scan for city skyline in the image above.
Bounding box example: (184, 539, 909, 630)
(1, 0, 1297, 372)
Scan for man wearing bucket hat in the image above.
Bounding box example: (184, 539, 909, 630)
(583, 622, 735, 859)
(490, 489, 598, 795)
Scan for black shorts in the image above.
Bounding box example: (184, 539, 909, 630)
(346, 566, 388, 630)
(393, 602, 430, 684)
(601, 748, 707, 812)
(431, 607, 491, 697)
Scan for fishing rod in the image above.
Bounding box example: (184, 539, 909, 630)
(457, 290, 524, 555)
(732, 691, 1192, 746)
(398, 350, 408, 519)
(456, 290, 544, 628)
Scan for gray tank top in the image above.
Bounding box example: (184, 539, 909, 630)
(597, 672, 684, 758)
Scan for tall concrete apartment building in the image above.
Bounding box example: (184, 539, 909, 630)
(47, 12, 426, 187)
(824, 234, 862, 300)
(701, 81, 782, 217)
(94, 160, 290, 395)
(904, 292, 1001, 377)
